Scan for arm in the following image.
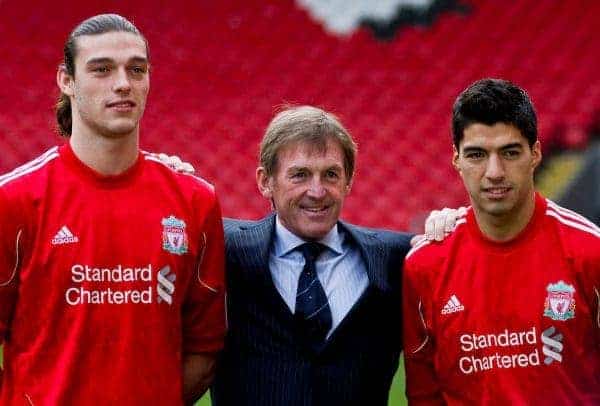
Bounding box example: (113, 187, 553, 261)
(182, 195, 226, 403)
(402, 260, 444, 405)
(0, 190, 22, 388)
(183, 352, 217, 404)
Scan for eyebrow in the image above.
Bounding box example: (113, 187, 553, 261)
(461, 146, 486, 155)
(86, 56, 149, 65)
(499, 143, 524, 150)
(286, 164, 343, 173)
(286, 165, 308, 173)
(463, 142, 525, 151)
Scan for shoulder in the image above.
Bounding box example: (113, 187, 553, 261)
(543, 199, 600, 261)
(0, 147, 60, 216)
(223, 215, 274, 243)
(404, 216, 469, 272)
(142, 152, 217, 200)
(223, 217, 265, 236)
(0, 147, 60, 192)
(341, 222, 413, 250)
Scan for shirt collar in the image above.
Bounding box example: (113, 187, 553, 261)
(273, 215, 344, 258)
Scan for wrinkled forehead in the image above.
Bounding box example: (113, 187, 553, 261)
(74, 31, 148, 66)
(276, 138, 345, 167)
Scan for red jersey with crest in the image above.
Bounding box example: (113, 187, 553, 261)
(403, 193, 600, 405)
(0, 144, 225, 405)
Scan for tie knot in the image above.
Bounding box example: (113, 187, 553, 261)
(299, 242, 326, 262)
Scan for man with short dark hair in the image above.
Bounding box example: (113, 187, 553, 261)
(0, 14, 225, 404)
(403, 78, 600, 404)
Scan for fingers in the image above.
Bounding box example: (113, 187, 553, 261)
(154, 153, 196, 174)
(442, 208, 457, 234)
(180, 162, 195, 174)
(434, 208, 452, 241)
(424, 207, 467, 242)
(168, 155, 184, 169)
(424, 210, 441, 241)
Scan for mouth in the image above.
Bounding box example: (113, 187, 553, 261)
(300, 205, 331, 215)
(482, 186, 512, 199)
(106, 100, 136, 111)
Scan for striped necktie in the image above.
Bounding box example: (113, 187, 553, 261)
(295, 242, 332, 345)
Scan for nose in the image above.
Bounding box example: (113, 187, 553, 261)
(485, 154, 505, 181)
(306, 177, 327, 199)
(112, 68, 131, 94)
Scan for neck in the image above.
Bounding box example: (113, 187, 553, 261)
(69, 125, 139, 176)
(474, 192, 537, 242)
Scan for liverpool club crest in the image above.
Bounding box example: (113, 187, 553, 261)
(543, 280, 575, 321)
(162, 216, 188, 255)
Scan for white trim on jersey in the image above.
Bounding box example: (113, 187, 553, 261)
(0, 147, 59, 187)
(406, 238, 431, 260)
(454, 218, 467, 228)
(195, 231, 218, 293)
(0, 229, 22, 287)
(546, 199, 600, 235)
(413, 300, 430, 353)
(595, 286, 600, 329)
(545, 209, 600, 239)
(0, 146, 58, 181)
(406, 217, 468, 260)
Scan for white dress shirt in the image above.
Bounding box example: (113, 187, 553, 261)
(269, 216, 369, 338)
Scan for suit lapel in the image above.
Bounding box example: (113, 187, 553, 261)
(231, 214, 295, 318)
(322, 223, 393, 349)
(340, 222, 391, 292)
(235, 214, 274, 276)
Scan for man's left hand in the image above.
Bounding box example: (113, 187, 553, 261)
(410, 207, 467, 246)
(154, 153, 195, 174)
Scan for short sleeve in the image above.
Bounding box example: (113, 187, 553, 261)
(181, 194, 226, 354)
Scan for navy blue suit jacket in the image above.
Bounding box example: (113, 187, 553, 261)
(212, 214, 412, 406)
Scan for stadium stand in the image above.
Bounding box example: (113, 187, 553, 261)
(0, 0, 599, 232)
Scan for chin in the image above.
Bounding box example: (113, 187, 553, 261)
(482, 201, 515, 216)
(297, 226, 330, 241)
(103, 123, 137, 138)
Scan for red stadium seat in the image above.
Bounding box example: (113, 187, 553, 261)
(0, 0, 599, 231)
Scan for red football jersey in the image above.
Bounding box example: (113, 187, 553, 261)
(0, 144, 226, 405)
(403, 193, 600, 405)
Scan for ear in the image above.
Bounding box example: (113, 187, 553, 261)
(452, 145, 461, 173)
(256, 167, 273, 200)
(531, 140, 542, 170)
(344, 178, 353, 194)
(57, 64, 74, 97)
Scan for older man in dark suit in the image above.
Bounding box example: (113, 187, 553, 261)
(211, 106, 414, 406)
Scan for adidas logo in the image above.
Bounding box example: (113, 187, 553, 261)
(441, 294, 465, 315)
(51, 226, 79, 245)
